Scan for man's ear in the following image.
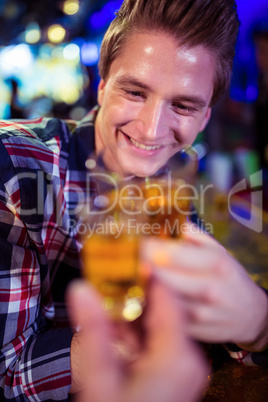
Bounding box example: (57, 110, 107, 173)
(97, 79, 106, 106)
(199, 107, 212, 132)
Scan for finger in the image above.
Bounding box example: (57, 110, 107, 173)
(155, 268, 220, 300)
(67, 280, 109, 333)
(143, 280, 186, 357)
(187, 321, 233, 343)
(141, 237, 227, 274)
(179, 296, 239, 343)
(67, 281, 121, 399)
(141, 222, 224, 259)
(129, 281, 209, 402)
(181, 222, 221, 248)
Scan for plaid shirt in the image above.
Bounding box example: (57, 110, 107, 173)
(0, 107, 267, 401)
(0, 107, 98, 401)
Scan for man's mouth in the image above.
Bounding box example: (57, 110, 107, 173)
(126, 134, 162, 151)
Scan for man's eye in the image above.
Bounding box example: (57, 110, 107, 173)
(124, 90, 144, 98)
(173, 103, 194, 114)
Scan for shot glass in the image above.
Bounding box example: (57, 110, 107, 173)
(80, 142, 198, 321)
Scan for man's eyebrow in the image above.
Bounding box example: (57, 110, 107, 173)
(173, 95, 208, 108)
(115, 76, 150, 90)
(115, 76, 208, 107)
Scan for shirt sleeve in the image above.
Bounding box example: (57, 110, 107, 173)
(0, 199, 74, 401)
(0, 129, 75, 401)
(225, 343, 268, 366)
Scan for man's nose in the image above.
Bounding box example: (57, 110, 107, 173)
(137, 100, 169, 141)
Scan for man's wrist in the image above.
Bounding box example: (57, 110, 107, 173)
(237, 287, 268, 352)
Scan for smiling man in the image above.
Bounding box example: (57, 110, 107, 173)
(0, 1, 268, 401)
(95, 32, 213, 177)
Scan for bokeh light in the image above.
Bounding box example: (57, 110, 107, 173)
(63, 0, 80, 16)
(0, 44, 34, 77)
(25, 23, 41, 44)
(81, 42, 99, 66)
(47, 24, 66, 44)
(63, 43, 80, 61)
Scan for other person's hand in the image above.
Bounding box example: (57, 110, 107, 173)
(67, 279, 208, 402)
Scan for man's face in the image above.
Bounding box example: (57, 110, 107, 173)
(95, 31, 214, 177)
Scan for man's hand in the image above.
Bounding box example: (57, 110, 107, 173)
(67, 279, 208, 402)
(141, 223, 268, 352)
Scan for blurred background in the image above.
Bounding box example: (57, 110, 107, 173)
(0, 0, 267, 208)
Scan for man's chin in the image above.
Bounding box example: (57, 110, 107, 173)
(120, 161, 163, 178)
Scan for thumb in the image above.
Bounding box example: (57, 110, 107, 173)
(67, 280, 108, 332)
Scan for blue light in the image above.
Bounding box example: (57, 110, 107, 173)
(81, 42, 99, 66)
(89, 0, 123, 31)
(230, 87, 245, 103)
(246, 85, 258, 102)
(236, 0, 268, 34)
(90, 12, 106, 30)
(230, 0, 268, 102)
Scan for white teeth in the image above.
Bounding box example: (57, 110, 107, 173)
(129, 137, 161, 151)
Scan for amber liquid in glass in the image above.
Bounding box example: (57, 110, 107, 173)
(143, 182, 190, 238)
(82, 228, 145, 321)
(81, 180, 190, 320)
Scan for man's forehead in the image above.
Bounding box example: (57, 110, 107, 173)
(102, 31, 214, 104)
(110, 31, 215, 73)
